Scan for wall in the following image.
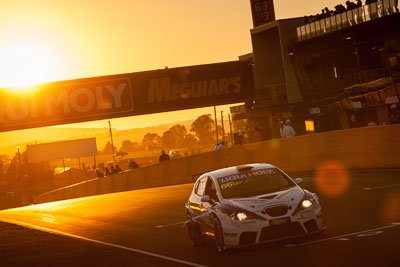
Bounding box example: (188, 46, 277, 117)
(279, 18, 305, 104)
(36, 124, 400, 204)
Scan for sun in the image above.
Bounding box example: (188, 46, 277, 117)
(0, 41, 60, 90)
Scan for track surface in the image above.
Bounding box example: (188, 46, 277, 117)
(1, 169, 400, 267)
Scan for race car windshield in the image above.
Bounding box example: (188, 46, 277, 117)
(217, 168, 295, 199)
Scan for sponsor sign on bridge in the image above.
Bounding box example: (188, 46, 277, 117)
(0, 61, 253, 132)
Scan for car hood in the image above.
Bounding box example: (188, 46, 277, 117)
(223, 186, 304, 213)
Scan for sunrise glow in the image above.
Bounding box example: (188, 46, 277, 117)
(0, 41, 60, 89)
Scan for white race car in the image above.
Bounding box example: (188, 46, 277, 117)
(185, 163, 326, 252)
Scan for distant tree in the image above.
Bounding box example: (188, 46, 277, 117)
(6, 153, 18, 177)
(161, 130, 175, 150)
(142, 133, 161, 151)
(190, 114, 216, 146)
(101, 141, 118, 155)
(182, 133, 198, 149)
(120, 140, 139, 152)
(161, 124, 187, 149)
(169, 125, 187, 143)
(0, 155, 10, 175)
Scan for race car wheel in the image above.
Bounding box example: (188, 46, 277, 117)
(213, 215, 225, 253)
(187, 212, 201, 246)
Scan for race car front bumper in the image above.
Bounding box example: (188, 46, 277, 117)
(221, 204, 325, 247)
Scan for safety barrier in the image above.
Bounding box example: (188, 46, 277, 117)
(36, 124, 400, 204)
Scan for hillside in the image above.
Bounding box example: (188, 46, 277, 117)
(0, 120, 195, 157)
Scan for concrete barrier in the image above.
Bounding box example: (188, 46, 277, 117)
(36, 124, 400, 204)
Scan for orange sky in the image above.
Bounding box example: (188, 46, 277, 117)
(0, 0, 342, 148)
(0, 0, 341, 88)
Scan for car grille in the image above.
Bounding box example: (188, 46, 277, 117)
(239, 232, 257, 245)
(263, 205, 289, 217)
(259, 222, 305, 242)
(304, 219, 319, 233)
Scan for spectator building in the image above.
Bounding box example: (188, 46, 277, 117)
(243, 0, 400, 140)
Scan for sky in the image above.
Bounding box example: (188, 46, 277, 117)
(0, 0, 342, 147)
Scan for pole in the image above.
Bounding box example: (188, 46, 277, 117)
(228, 114, 234, 145)
(16, 146, 23, 205)
(16, 146, 21, 184)
(221, 111, 225, 143)
(214, 106, 219, 142)
(93, 155, 97, 169)
(78, 157, 81, 170)
(108, 120, 116, 163)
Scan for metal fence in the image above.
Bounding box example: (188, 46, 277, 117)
(343, 67, 391, 87)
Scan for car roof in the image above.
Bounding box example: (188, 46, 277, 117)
(204, 163, 276, 180)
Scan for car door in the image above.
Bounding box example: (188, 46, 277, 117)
(188, 177, 208, 217)
(189, 176, 217, 232)
(199, 177, 220, 233)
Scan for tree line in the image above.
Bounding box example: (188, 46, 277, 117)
(100, 114, 227, 154)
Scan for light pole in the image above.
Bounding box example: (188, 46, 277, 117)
(214, 106, 219, 143)
(108, 120, 116, 163)
(16, 145, 21, 185)
(221, 111, 225, 143)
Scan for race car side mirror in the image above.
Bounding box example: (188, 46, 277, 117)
(201, 195, 214, 204)
(294, 178, 303, 185)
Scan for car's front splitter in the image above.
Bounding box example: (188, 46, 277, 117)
(221, 207, 325, 247)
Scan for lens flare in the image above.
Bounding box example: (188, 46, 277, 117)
(313, 161, 351, 198)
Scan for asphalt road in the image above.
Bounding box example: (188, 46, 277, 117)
(1, 169, 400, 267)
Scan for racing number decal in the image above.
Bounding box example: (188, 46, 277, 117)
(220, 181, 240, 190)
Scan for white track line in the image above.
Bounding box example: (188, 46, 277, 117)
(285, 223, 400, 247)
(155, 221, 186, 228)
(363, 183, 400, 191)
(0, 218, 208, 267)
(354, 169, 400, 172)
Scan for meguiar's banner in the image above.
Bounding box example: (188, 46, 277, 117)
(0, 60, 254, 132)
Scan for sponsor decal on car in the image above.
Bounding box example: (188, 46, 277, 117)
(218, 169, 276, 189)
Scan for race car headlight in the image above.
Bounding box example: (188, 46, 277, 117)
(301, 199, 314, 209)
(293, 194, 315, 215)
(236, 212, 248, 221)
(230, 211, 253, 221)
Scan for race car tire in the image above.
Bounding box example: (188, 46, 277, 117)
(212, 215, 225, 253)
(187, 212, 201, 246)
